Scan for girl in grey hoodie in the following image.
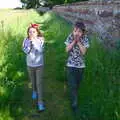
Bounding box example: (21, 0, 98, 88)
(22, 24, 45, 112)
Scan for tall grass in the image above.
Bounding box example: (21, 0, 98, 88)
(79, 37, 120, 119)
(0, 9, 120, 120)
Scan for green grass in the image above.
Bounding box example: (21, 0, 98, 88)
(0, 9, 120, 120)
(78, 38, 120, 119)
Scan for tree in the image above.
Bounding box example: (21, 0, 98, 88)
(20, 0, 88, 9)
(20, 0, 39, 8)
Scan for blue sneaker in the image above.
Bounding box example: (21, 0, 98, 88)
(38, 103, 45, 112)
(32, 91, 37, 100)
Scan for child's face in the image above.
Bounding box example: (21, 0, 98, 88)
(28, 27, 38, 38)
(73, 27, 83, 37)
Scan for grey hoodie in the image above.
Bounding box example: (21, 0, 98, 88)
(22, 37, 44, 67)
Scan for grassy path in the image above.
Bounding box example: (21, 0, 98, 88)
(20, 78, 74, 120)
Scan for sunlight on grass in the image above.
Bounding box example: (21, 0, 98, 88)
(0, 9, 41, 36)
(39, 12, 52, 23)
(13, 71, 24, 81)
(0, 107, 13, 120)
(0, 86, 6, 96)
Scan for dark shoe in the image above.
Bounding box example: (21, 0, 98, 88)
(72, 102, 78, 113)
(72, 105, 78, 113)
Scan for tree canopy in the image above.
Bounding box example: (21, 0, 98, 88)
(20, 0, 88, 9)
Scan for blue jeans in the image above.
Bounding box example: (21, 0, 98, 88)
(67, 67, 84, 108)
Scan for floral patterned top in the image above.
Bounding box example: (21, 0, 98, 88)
(64, 33, 89, 68)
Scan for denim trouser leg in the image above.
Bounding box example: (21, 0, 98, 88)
(67, 67, 84, 107)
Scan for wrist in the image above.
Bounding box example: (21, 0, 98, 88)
(77, 41, 82, 46)
(72, 40, 76, 44)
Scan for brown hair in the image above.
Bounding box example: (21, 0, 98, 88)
(27, 25, 43, 39)
(74, 21, 87, 35)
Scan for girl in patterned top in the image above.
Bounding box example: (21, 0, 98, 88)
(64, 21, 90, 112)
(22, 24, 45, 112)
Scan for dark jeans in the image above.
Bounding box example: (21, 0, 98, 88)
(67, 67, 84, 108)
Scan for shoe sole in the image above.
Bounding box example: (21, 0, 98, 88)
(37, 109, 45, 113)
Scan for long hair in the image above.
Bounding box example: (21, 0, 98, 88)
(27, 24, 43, 39)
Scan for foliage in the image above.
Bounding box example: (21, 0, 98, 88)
(20, 0, 88, 8)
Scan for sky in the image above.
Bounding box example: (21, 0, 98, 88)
(0, 0, 22, 8)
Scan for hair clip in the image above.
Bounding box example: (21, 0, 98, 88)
(30, 23, 39, 28)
